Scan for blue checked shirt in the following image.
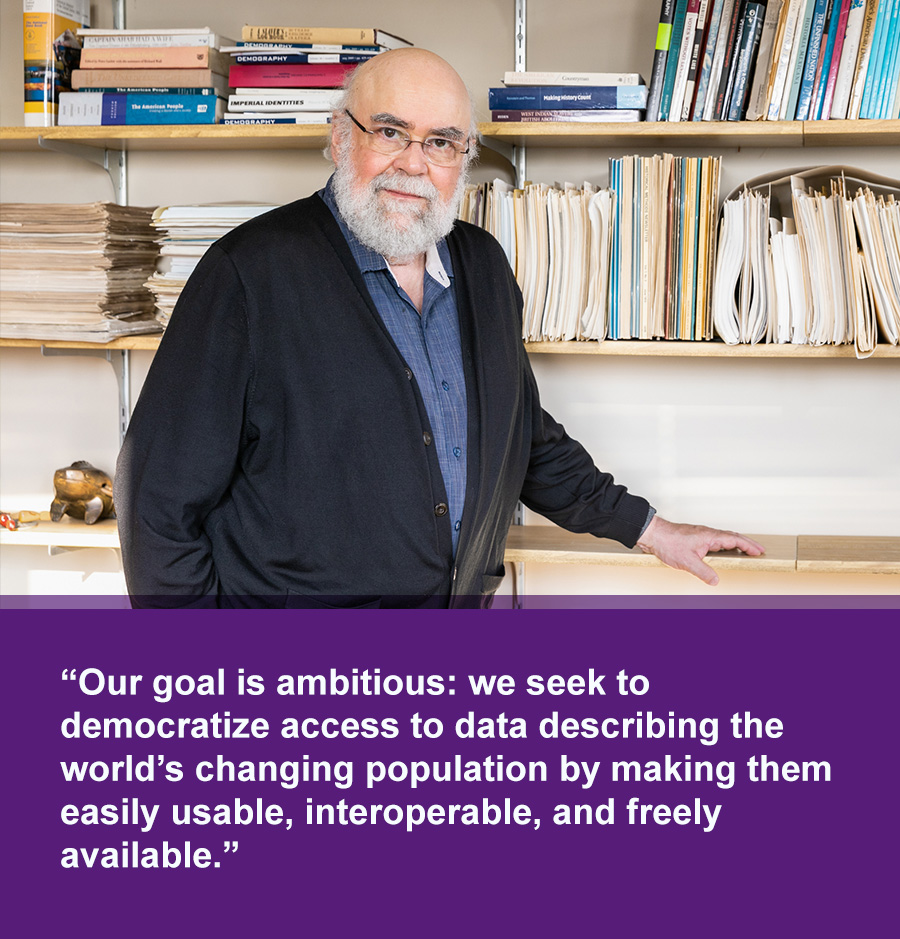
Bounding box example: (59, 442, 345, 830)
(320, 179, 468, 554)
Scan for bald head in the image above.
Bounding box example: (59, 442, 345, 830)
(342, 48, 475, 136)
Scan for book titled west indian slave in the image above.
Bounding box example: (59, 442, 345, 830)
(58, 91, 225, 125)
(240, 26, 413, 50)
(228, 62, 357, 88)
(491, 109, 643, 122)
(23, 0, 91, 126)
(488, 85, 648, 110)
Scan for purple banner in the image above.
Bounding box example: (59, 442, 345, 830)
(4, 608, 896, 936)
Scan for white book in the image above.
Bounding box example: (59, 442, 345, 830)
(703, 0, 738, 119)
(227, 91, 341, 111)
(501, 70, 645, 86)
(767, 0, 806, 119)
(830, 0, 868, 118)
(746, 0, 786, 120)
(78, 27, 233, 48)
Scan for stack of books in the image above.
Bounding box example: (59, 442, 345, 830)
(488, 71, 648, 122)
(57, 27, 233, 125)
(145, 204, 278, 326)
(223, 26, 411, 124)
(0, 202, 161, 342)
(23, 0, 90, 126)
(647, 0, 900, 123)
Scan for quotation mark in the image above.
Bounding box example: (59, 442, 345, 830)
(61, 669, 77, 680)
(215, 842, 239, 868)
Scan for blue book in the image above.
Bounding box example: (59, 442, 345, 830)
(859, 0, 892, 117)
(235, 42, 380, 52)
(86, 87, 219, 95)
(727, 1, 766, 120)
(487, 85, 648, 110)
(58, 92, 224, 125)
(812, 0, 841, 120)
(658, 0, 690, 119)
(795, 0, 832, 120)
(872, 0, 900, 117)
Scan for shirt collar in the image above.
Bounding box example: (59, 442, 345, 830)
(319, 175, 453, 285)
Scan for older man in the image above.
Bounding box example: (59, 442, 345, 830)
(115, 48, 762, 608)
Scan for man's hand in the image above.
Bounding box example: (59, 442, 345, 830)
(636, 516, 766, 586)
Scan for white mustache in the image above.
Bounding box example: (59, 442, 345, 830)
(372, 173, 439, 201)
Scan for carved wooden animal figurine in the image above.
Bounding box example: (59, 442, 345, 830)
(50, 461, 115, 525)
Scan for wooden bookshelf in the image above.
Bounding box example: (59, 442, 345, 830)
(4, 519, 897, 576)
(0, 336, 162, 351)
(0, 517, 119, 551)
(504, 526, 797, 572)
(523, 341, 900, 357)
(0, 125, 331, 152)
(2, 120, 898, 153)
(796, 535, 900, 574)
(477, 118, 900, 149)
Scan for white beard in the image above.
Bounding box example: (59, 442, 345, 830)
(331, 158, 467, 263)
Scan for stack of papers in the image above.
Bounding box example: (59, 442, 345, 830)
(145, 203, 278, 326)
(0, 202, 161, 342)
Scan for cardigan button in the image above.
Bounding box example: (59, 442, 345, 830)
(423, 431, 433, 446)
(434, 503, 448, 517)
(405, 368, 413, 380)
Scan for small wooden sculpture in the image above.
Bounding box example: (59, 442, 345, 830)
(50, 461, 115, 525)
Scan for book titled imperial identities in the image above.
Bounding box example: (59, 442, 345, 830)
(488, 85, 648, 110)
(58, 91, 224, 124)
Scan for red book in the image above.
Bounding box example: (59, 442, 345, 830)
(227, 62, 357, 88)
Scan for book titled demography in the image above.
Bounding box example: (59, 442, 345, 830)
(488, 85, 648, 110)
(58, 92, 224, 125)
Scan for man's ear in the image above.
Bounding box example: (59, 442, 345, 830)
(329, 113, 345, 164)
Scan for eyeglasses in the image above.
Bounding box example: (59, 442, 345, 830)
(344, 109, 470, 167)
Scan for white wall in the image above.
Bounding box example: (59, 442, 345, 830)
(1, 0, 897, 597)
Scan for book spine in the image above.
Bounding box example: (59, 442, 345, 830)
(222, 115, 330, 123)
(795, 0, 832, 120)
(872, 0, 900, 117)
(71, 68, 226, 91)
(813, 0, 848, 117)
(693, 0, 728, 119)
(227, 63, 357, 88)
(503, 71, 645, 86)
(682, 0, 713, 119)
(702, 0, 738, 117)
(847, 0, 882, 117)
(58, 91, 222, 125)
(227, 93, 339, 110)
(658, 0, 690, 119)
(487, 86, 648, 109)
(728, 1, 767, 118)
(783, 0, 819, 118)
(859, 0, 889, 116)
(233, 52, 375, 64)
(22, 0, 90, 126)
(830, 0, 866, 115)
(241, 26, 377, 44)
(82, 86, 219, 95)
(713, 0, 748, 119)
(808, 0, 836, 118)
(668, 0, 702, 121)
(716, 0, 749, 119)
(767, 0, 804, 118)
(80, 33, 214, 48)
(820, 0, 853, 118)
(79, 47, 218, 69)
(489, 109, 643, 121)
(236, 43, 380, 52)
(746, 0, 787, 120)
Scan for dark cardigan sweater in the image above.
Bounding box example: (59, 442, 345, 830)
(115, 195, 650, 607)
